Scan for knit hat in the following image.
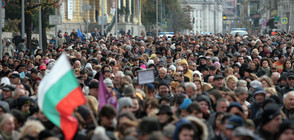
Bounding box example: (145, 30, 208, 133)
(227, 102, 244, 113)
(0, 101, 9, 113)
(156, 105, 173, 115)
(122, 84, 135, 96)
(118, 97, 133, 112)
(104, 78, 113, 87)
(179, 98, 192, 110)
(250, 80, 262, 89)
(233, 127, 255, 139)
(147, 60, 155, 67)
(261, 104, 281, 125)
(226, 115, 245, 129)
(196, 95, 211, 108)
(169, 65, 176, 71)
(253, 86, 266, 96)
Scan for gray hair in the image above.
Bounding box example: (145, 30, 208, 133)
(271, 72, 281, 78)
(235, 86, 248, 96)
(159, 67, 167, 73)
(216, 98, 229, 107)
(284, 91, 294, 101)
(116, 71, 125, 77)
(185, 82, 197, 91)
(237, 80, 247, 87)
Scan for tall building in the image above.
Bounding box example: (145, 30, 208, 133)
(181, 0, 223, 34)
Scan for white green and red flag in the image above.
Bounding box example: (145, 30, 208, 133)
(38, 53, 86, 140)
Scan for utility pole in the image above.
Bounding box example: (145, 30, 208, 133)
(39, 0, 42, 49)
(0, 6, 2, 59)
(21, 0, 25, 39)
(160, 0, 162, 32)
(55, 7, 58, 47)
(137, 0, 140, 36)
(156, 0, 158, 37)
(102, 0, 105, 36)
(115, 0, 118, 38)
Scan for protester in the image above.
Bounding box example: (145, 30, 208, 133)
(0, 29, 294, 140)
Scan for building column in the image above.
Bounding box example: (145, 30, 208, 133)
(125, 0, 131, 22)
(131, 0, 134, 23)
(119, 0, 125, 23)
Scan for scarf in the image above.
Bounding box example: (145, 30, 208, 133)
(261, 67, 270, 75)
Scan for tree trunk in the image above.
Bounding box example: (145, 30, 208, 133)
(41, 6, 48, 51)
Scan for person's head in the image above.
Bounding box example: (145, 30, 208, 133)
(99, 105, 117, 128)
(19, 120, 45, 139)
(213, 75, 224, 88)
(260, 58, 270, 68)
(118, 97, 134, 113)
(185, 82, 197, 98)
(0, 113, 15, 134)
(259, 76, 274, 88)
(186, 102, 203, 119)
(278, 54, 286, 63)
(88, 80, 99, 98)
(174, 119, 195, 140)
(284, 92, 294, 110)
(237, 56, 244, 64)
(278, 120, 294, 140)
(1, 85, 13, 99)
(235, 86, 248, 102)
(156, 105, 173, 124)
(159, 67, 167, 79)
(9, 73, 20, 84)
(253, 86, 266, 104)
(271, 72, 281, 85)
(287, 74, 294, 87)
(261, 105, 282, 134)
(226, 75, 238, 91)
(215, 98, 230, 113)
(158, 82, 170, 97)
(143, 98, 158, 115)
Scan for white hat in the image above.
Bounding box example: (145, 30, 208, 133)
(168, 65, 176, 71)
(147, 60, 155, 67)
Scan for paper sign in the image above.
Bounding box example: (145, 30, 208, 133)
(137, 69, 155, 85)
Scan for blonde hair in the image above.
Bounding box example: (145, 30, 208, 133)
(259, 76, 275, 88)
(19, 120, 45, 138)
(265, 87, 277, 95)
(226, 75, 238, 86)
(86, 95, 99, 115)
(202, 83, 213, 92)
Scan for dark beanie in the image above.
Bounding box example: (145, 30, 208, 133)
(196, 95, 211, 108)
(261, 104, 281, 125)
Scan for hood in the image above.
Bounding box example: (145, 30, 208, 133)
(186, 116, 208, 140)
(173, 119, 191, 140)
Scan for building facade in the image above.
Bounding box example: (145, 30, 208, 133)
(182, 0, 223, 34)
(57, 0, 143, 35)
(259, 0, 294, 34)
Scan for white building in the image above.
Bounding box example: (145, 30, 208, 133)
(181, 0, 223, 34)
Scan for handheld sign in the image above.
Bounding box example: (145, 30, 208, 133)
(137, 69, 155, 85)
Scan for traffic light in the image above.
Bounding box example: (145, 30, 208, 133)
(223, 15, 227, 20)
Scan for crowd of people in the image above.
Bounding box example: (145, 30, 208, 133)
(0, 29, 294, 140)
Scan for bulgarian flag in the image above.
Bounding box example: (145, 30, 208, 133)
(38, 53, 86, 140)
